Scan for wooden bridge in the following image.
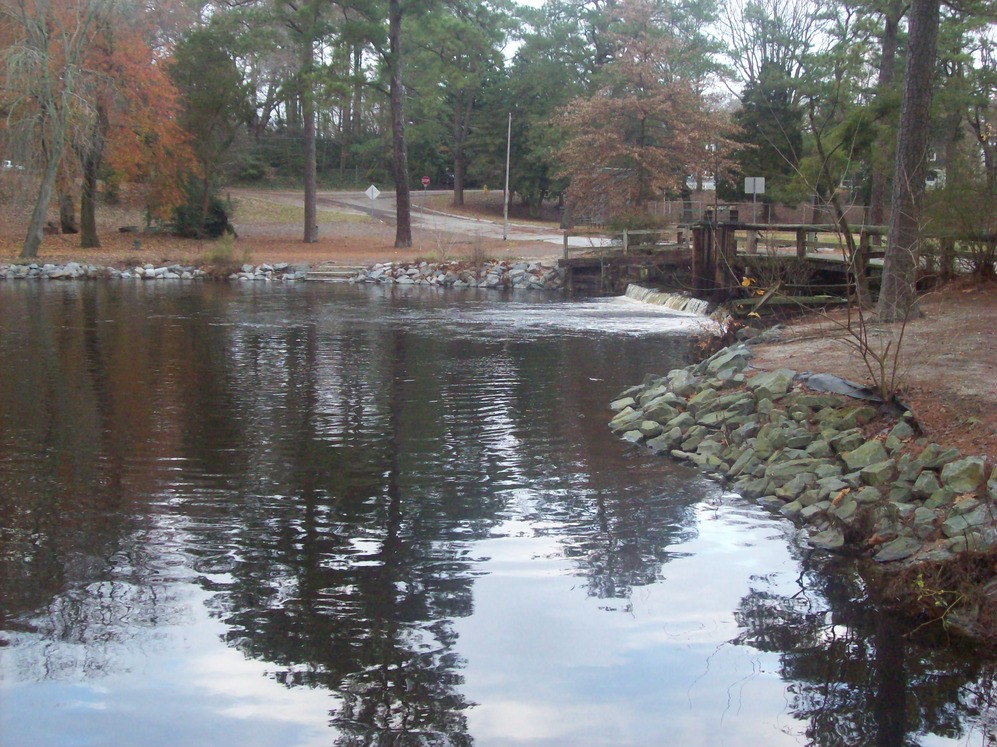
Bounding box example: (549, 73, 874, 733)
(557, 220, 986, 303)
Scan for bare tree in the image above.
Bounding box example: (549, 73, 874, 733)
(720, 0, 836, 103)
(1, 0, 112, 259)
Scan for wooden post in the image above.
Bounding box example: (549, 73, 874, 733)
(713, 225, 737, 299)
(796, 228, 807, 258)
(623, 228, 629, 255)
(859, 228, 870, 263)
(563, 230, 569, 260)
(940, 237, 955, 281)
(747, 230, 758, 254)
(692, 224, 708, 295)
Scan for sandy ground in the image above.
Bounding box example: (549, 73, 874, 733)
(1, 185, 995, 463)
(748, 283, 997, 462)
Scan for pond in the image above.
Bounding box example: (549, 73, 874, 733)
(0, 281, 994, 746)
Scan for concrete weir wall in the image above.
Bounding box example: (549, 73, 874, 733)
(624, 284, 713, 315)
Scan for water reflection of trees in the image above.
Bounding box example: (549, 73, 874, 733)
(14, 284, 996, 746)
(0, 282, 192, 633)
(173, 288, 701, 744)
(0, 282, 717, 738)
(734, 555, 997, 746)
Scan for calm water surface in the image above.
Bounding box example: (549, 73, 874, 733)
(0, 281, 994, 746)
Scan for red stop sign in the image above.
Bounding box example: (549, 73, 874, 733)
(421, 175, 430, 187)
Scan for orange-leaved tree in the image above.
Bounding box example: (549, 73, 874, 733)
(555, 0, 736, 225)
(0, 0, 195, 254)
(78, 16, 195, 247)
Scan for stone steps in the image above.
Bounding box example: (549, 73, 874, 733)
(305, 264, 366, 282)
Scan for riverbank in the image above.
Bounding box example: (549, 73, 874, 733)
(610, 335, 997, 642)
(0, 258, 566, 289)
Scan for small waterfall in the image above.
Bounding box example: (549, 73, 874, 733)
(624, 284, 712, 315)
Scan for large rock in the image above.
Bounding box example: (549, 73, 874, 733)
(940, 457, 986, 494)
(727, 449, 760, 479)
(705, 346, 752, 376)
(776, 472, 816, 500)
(643, 400, 680, 424)
(809, 527, 845, 550)
(942, 503, 995, 537)
(747, 368, 796, 399)
(912, 469, 942, 499)
(664, 412, 695, 433)
(824, 405, 878, 431)
(668, 369, 699, 397)
(829, 496, 859, 523)
(828, 429, 866, 454)
(912, 507, 938, 539)
(686, 387, 720, 416)
(609, 407, 643, 433)
(918, 443, 962, 470)
(874, 537, 922, 563)
(842, 440, 889, 471)
(646, 427, 684, 453)
(610, 396, 636, 412)
(765, 458, 822, 483)
(860, 459, 896, 487)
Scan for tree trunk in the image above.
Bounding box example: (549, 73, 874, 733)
(80, 103, 108, 248)
(59, 191, 79, 234)
(876, 0, 940, 323)
(868, 0, 904, 240)
(451, 93, 473, 208)
(303, 39, 318, 244)
(57, 162, 78, 233)
(813, 121, 870, 307)
(80, 163, 101, 247)
(389, 0, 412, 248)
(453, 149, 466, 208)
(22, 131, 65, 259)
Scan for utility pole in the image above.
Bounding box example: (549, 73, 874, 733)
(503, 112, 511, 241)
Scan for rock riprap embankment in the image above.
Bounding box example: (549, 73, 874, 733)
(1, 261, 308, 281)
(610, 343, 997, 565)
(351, 260, 564, 289)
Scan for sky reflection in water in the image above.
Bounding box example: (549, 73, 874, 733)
(0, 282, 994, 747)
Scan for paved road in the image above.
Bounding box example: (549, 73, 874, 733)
(320, 189, 611, 248)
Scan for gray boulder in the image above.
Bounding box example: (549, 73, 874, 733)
(940, 457, 986, 494)
(747, 368, 796, 398)
(842, 440, 889, 471)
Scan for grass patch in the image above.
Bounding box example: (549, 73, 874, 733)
(230, 195, 371, 225)
(197, 232, 250, 274)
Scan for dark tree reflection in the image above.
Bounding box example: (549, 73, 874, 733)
(8, 282, 997, 747)
(733, 555, 997, 746)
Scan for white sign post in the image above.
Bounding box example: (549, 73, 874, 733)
(365, 184, 380, 201)
(744, 177, 765, 223)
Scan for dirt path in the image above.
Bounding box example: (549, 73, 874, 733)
(748, 283, 997, 461)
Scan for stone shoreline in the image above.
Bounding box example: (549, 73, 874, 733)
(1, 259, 566, 289)
(350, 260, 565, 289)
(610, 342, 997, 572)
(1, 261, 308, 281)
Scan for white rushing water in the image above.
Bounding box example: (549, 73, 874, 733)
(624, 283, 714, 316)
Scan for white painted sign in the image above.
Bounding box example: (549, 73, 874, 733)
(744, 177, 765, 195)
(365, 185, 380, 200)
